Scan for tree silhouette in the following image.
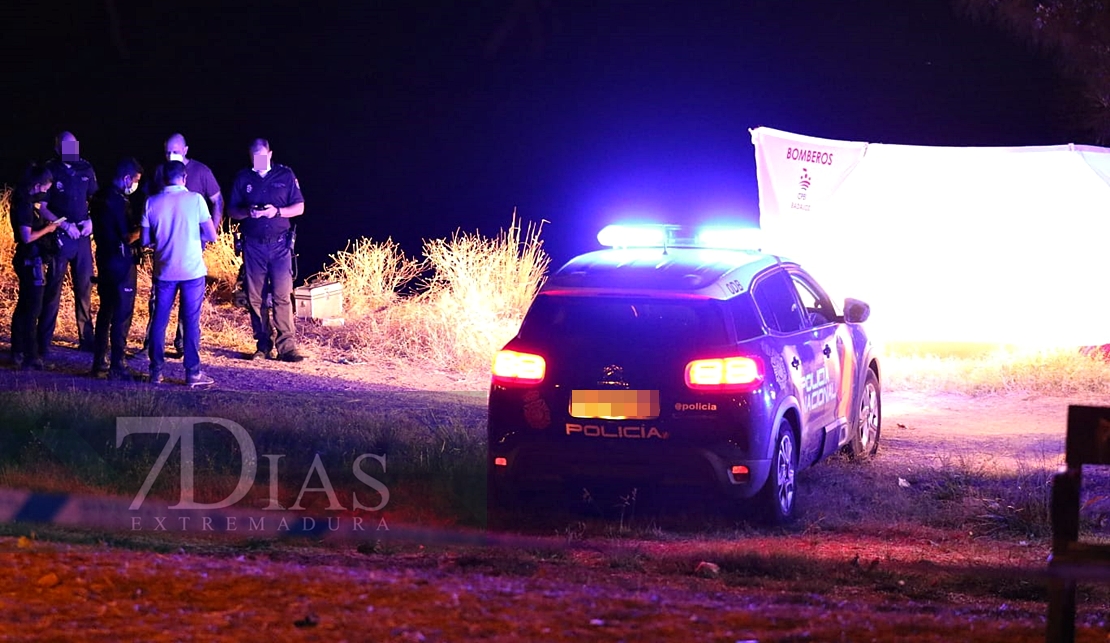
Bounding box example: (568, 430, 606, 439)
(956, 0, 1110, 141)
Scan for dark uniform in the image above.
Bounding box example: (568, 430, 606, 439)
(9, 187, 54, 368)
(42, 155, 98, 353)
(89, 184, 139, 376)
(147, 158, 221, 212)
(229, 164, 304, 357)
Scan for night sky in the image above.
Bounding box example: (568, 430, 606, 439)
(1, 0, 1069, 276)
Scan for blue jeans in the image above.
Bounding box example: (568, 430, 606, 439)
(148, 276, 205, 377)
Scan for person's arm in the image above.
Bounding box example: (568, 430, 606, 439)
(108, 197, 131, 248)
(19, 221, 62, 245)
(227, 175, 252, 221)
(39, 202, 81, 239)
(140, 202, 152, 247)
(210, 192, 225, 230)
(274, 170, 306, 219)
(201, 168, 225, 230)
(200, 218, 218, 244)
(274, 201, 303, 218)
(79, 166, 98, 237)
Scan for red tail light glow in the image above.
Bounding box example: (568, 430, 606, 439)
(492, 350, 546, 385)
(685, 356, 764, 391)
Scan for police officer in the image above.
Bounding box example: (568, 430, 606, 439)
(40, 131, 98, 354)
(89, 158, 143, 379)
(142, 133, 225, 357)
(228, 138, 305, 362)
(9, 164, 64, 371)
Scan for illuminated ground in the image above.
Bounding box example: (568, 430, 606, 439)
(2, 346, 1108, 641)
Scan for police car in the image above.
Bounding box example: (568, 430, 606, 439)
(487, 224, 881, 523)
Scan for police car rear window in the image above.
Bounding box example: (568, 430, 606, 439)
(726, 294, 765, 341)
(519, 295, 730, 347)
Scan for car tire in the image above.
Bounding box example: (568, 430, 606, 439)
(849, 369, 881, 460)
(758, 422, 797, 525)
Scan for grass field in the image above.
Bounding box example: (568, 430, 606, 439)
(2, 186, 1110, 541)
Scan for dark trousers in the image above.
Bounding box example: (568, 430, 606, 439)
(148, 277, 205, 377)
(144, 291, 184, 353)
(243, 237, 296, 355)
(11, 254, 47, 362)
(92, 254, 137, 371)
(40, 234, 94, 353)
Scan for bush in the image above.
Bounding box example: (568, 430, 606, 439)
(310, 237, 423, 316)
(299, 216, 549, 371)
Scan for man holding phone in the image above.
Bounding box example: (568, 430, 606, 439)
(228, 138, 305, 362)
(10, 163, 63, 371)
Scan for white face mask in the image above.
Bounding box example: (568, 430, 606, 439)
(125, 181, 139, 195)
(167, 152, 184, 163)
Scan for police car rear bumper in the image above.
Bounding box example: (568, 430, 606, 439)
(489, 443, 773, 500)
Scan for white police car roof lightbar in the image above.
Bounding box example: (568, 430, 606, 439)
(596, 224, 762, 251)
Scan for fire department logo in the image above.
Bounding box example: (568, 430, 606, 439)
(245, 184, 253, 194)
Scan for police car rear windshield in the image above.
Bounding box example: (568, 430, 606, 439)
(519, 295, 732, 348)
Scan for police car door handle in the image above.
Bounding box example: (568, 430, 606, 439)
(823, 345, 832, 358)
(791, 357, 800, 369)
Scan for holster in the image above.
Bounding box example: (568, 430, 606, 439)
(23, 256, 45, 287)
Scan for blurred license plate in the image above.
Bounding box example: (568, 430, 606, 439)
(569, 390, 660, 420)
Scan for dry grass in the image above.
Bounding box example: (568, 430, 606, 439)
(393, 216, 549, 370)
(201, 229, 242, 295)
(6, 188, 1110, 391)
(0, 192, 246, 354)
(882, 345, 1110, 396)
(0, 189, 17, 320)
(300, 216, 549, 371)
(308, 237, 423, 315)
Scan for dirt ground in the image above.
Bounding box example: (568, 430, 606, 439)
(2, 342, 1110, 641)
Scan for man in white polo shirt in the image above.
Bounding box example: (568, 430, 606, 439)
(141, 160, 218, 387)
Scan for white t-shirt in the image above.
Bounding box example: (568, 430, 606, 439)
(142, 184, 211, 281)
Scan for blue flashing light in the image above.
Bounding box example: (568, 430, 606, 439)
(694, 227, 762, 251)
(597, 224, 670, 248)
(597, 223, 761, 251)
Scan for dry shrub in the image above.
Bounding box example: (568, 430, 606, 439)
(389, 217, 548, 370)
(302, 217, 549, 371)
(0, 188, 17, 321)
(420, 216, 548, 322)
(202, 229, 242, 295)
(883, 346, 1110, 396)
(310, 237, 423, 316)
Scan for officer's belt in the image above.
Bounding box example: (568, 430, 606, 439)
(242, 233, 290, 244)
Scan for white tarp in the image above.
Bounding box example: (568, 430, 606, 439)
(751, 126, 1110, 347)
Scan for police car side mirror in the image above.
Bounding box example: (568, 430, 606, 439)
(843, 298, 871, 324)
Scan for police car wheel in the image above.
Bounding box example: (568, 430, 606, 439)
(849, 369, 881, 460)
(759, 422, 797, 525)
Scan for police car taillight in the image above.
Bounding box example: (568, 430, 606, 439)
(684, 356, 764, 391)
(492, 350, 546, 385)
